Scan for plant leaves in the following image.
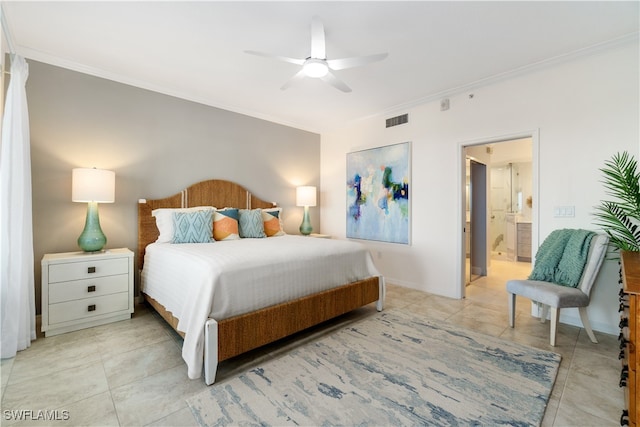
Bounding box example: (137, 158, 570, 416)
(594, 152, 640, 252)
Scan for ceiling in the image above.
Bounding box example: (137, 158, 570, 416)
(2, 1, 639, 134)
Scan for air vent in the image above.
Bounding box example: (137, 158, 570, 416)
(385, 114, 408, 128)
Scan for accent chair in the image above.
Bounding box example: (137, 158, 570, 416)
(506, 233, 609, 346)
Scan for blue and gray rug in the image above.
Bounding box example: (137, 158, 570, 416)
(187, 310, 560, 426)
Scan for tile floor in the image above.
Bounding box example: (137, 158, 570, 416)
(1, 260, 624, 426)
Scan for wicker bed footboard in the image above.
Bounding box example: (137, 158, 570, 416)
(144, 275, 383, 384)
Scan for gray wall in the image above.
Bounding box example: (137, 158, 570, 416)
(27, 60, 320, 313)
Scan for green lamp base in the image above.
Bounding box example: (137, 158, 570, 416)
(299, 205, 313, 236)
(78, 202, 107, 252)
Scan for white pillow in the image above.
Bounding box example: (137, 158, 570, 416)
(152, 206, 215, 243)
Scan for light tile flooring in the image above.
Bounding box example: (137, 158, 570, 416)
(1, 260, 623, 426)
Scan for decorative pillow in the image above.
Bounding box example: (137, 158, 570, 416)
(171, 210, 214, 244)
(213, 208, 240, 241)
(239, 209, 267, 238)
(152, 206, 214, 243)
(262, 207, 285, 237)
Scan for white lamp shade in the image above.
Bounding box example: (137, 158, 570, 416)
(296, 186, 317, 207)
(72, 168, 115, 203)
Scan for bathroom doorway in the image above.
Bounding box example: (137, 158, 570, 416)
(462, 135, 537, 292)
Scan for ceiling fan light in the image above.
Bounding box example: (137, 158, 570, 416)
(303, 60, 329, 78)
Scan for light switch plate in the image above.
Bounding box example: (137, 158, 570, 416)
(553, 206, 575, 217)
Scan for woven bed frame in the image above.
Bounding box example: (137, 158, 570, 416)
(138, 179, 383, 384)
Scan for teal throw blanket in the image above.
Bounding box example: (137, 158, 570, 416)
(528, 229, 595, 287)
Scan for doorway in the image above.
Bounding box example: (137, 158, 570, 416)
(461, 133, 538, 296)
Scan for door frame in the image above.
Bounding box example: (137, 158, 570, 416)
(457, 130, 540, 299)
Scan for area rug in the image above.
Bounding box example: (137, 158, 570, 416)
(187, 309, 561, 426)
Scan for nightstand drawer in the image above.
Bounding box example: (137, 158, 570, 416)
(49, 292, 130, 325)
(48, 257, 129, 283)
(49, 275, 129, 304)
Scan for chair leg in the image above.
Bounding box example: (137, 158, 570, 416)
(540, 304, 548, 324)
(579, 306, 598, 344)
(550, 307, 559, 346)
(508, 292, 516, 328)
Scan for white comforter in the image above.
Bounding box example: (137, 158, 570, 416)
(141, 235, 381, 379)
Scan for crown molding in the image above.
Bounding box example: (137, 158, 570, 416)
(351, 32, 640, 130)
(16, 45, 322, 134)
(15, 31, 638, 135)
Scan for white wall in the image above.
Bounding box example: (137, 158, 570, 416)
(321, 40, 639, 335)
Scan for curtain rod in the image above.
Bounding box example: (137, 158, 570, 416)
(1, 4, 16, 55)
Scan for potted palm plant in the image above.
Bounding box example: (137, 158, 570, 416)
(593, 151, 640, 253)
(595, 152, 640, 426)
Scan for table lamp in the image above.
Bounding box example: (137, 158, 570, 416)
(72, 168, 115, 252)
(296, 186, 316, 236)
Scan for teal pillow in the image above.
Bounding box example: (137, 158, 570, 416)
(171, 210, 214, 243)
(239, 209, 266, 238)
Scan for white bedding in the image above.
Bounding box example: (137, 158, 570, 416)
(141, 235, 381, 379)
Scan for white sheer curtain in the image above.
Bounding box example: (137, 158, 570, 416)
(1, 54, 36, 358)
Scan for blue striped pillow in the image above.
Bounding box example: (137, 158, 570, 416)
(171, 210, 214, 243)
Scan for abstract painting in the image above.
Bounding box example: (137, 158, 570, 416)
(347, 142, 410, 244)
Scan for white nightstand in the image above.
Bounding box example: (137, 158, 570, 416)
(41, 248, 134, 337)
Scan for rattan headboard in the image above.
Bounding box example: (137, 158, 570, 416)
(137, 179, 276, 269)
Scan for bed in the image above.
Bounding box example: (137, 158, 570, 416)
(138, 179, 385, 385)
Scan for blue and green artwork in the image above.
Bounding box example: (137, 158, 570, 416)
(347, 142, 410, 244)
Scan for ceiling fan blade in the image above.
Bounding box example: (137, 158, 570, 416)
(310, 16, 326, 59)
(244, 50, 305, 66)
(280, 69, 307, 91)
(327, 53, 388, 71)
(321, 71, 352, 93)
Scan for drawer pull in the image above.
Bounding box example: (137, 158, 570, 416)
(87, 285, 96, 292)
(619, 338, 629, 350)
(88, 304, 96, 312)
(87, 266, 96, 274)
(619, 366, 629, 387)
(621, 410, 629, 426)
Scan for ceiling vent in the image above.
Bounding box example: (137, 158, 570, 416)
(385, 114, 408, 128)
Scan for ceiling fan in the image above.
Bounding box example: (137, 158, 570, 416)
(245, 16, 388, 93)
